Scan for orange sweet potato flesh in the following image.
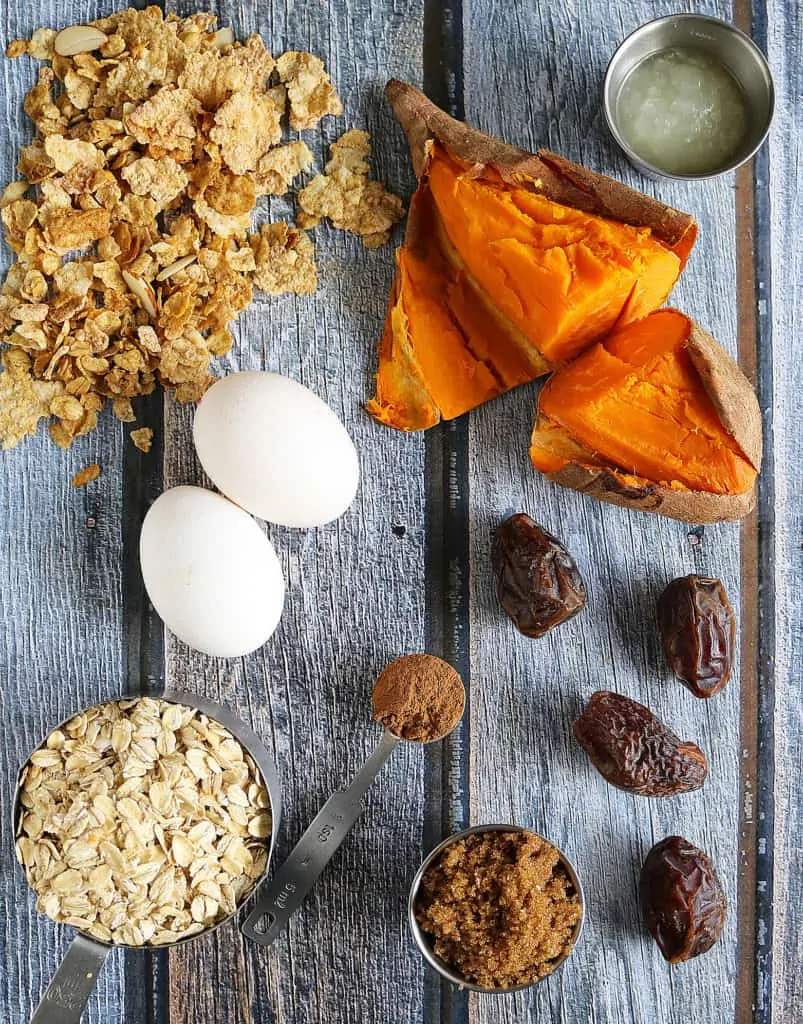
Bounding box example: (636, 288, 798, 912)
(369, 82, 698, 431)
(367, 185, 547, 429)
(427, 148, 683, 363)
(368, 143, 687, 428)
(530, 310, 758, 497)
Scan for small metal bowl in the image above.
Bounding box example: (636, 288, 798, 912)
(408, 824, 585, 993)
(603, 14, 774, 179)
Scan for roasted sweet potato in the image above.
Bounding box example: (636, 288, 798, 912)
(370, 82, 761, 522)
(529, 310, 762, 521)
(367, 81, 697, 431)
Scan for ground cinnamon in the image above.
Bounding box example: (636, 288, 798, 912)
(372, 654, 464, 742)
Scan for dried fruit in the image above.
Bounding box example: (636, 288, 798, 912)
(657, 575, 735, 697)
(491, 513, 585, 638)
(573, 691, 707, 796)
(15, 697, 271, 946)
(640, 836, 727, 962)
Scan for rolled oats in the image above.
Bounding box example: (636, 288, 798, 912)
(15, 697, 272, 946)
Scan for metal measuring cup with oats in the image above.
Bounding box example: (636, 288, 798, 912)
(13, 692, 282, 1024)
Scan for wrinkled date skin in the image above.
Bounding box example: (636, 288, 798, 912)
(573, 691, 707, 796)
(640, 836, 727, 962)
(657, 575, 736, 698)
(491, 513, 585, 638)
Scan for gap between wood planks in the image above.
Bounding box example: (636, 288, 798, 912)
(421, 0, 471, 1023)
(734, 2, 776, 1023)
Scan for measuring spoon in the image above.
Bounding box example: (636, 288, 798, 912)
(242, 654, 465, 946)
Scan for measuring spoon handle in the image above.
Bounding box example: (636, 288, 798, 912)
(242, 730, 399, 946)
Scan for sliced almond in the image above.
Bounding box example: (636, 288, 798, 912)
(155, 255, 197, 282)
(54, 25, 109, 57)
(211, 27, 234, 49)
(121, 270, 158, 320)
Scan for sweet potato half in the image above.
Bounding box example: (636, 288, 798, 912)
(367, 81, 697, 431)
(529, 310, 761, 522)
(369, 81, 761, 521)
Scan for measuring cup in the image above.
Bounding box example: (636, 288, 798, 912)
(13, 689, 282, 1024)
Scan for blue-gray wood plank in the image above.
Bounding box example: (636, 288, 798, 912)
(765, 0, 800, 1021)
(0, 0, 798, 1022)
(465, 3, 744, 1024)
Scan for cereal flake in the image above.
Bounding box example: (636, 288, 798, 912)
(72, 463, 101, 487)
(276, 51, 342, 130)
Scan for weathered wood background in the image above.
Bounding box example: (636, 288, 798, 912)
(0, 0, 799, 1021)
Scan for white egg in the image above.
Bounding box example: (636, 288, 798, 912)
(192, 371, 360, 528)
(140, 486, 285, 658)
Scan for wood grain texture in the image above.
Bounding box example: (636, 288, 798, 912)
(462, 2, 749, 1022)
(161, 3, 428, 1023)
(0, 2, 146, 1021)
(0, 0, 794, 1021)
(765, 1, 801, 1020)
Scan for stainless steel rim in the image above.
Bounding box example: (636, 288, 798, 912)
(13, 689, 282, 952)
(602, 14, 775, 180)
(408, 823, 586, 994)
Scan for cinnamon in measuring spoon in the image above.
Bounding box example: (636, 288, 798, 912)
(372, 654, 465, 743)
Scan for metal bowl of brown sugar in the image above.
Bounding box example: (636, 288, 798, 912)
(409, 824, 585, 993)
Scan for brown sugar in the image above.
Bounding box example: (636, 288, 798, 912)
(415, 830, 582, 989)
(371, 654, 465, 742)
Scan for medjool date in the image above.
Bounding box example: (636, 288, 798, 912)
(572, 691, 707, 796)
(640, 836, 727, 962)
(491, 513, 585, 638)
(657, 575, 735, 698)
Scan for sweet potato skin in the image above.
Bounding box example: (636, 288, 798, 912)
(529, 318, 762, 523)
(538, 456, 756, 523)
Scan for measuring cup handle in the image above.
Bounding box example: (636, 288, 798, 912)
(242, 731, 400, 946)
(30, 934, 110, 1024)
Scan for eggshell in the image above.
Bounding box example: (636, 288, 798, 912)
(192, 372, 360, 528)
(140, 486, 285, 657)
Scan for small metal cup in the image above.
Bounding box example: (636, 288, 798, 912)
(13, 690, 283, 1024)
(603, 14, 774, 179)
(408, 824, 585, 993)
